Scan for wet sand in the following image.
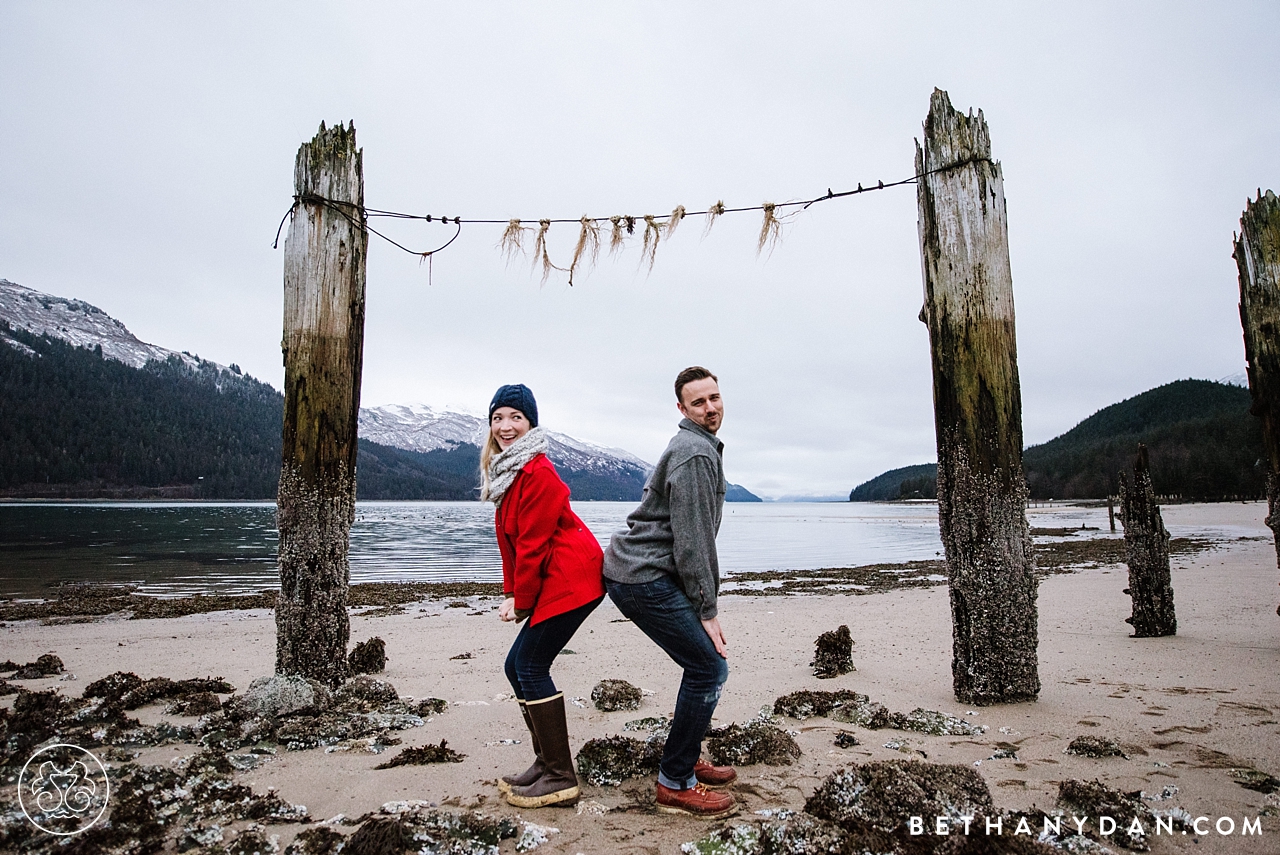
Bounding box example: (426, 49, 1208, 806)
(3, 502, 1278, 853)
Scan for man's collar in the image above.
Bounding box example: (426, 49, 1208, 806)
(678, 417, 724, 453)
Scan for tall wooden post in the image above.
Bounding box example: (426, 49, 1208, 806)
(276, 122, 367, 686)
(1119, 444, 1176, 637)
(1234, 190, 1280, 619)
(916, 89, 1039, 705)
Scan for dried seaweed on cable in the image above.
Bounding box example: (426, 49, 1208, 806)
(532, 219, 563, 284)
(704, 200, 726, 236)
(609, 216, 626, 255)
(640, 215, 663, 272)
(499, 219, 531, 263)
(568, 216, 601, 286)
(666, 205, 686, 238)
(758, 202, 783, 255)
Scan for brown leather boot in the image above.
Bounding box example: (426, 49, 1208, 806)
(506, 693, 580, 808)
(694, 758, 737, 788)
(498, 700, 545, 795)
(655, 782, 738, 818)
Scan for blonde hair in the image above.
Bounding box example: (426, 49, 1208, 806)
(479, 426, 502, 498)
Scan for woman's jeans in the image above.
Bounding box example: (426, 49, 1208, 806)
(604, 575, 729, 790)
(504, 597, 603, 702)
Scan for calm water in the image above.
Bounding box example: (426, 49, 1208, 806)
(0, 501, 948, 598)
(7, 499, 1232, 600)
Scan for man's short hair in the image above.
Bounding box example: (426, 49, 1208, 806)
(675, 366, 718, 403)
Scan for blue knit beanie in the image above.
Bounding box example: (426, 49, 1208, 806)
(488, 384, 538, 428)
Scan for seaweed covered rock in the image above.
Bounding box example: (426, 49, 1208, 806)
(834, 731, 860, 748)
(935, 831, 1061, 854)
(706, 722, 801, 767)
(375, 740, 466, 769)
(285, 825, 346, 855)
(683, 813, 855, 855)
(415, 697, 449, 716)
(344, 816, 417, 854)
(342, 804, 518, 855)
(831, 699, 891, 729)
(773, 689, 867, 720)
(591, 679, 642, 712)
(335, 675, 399, 709)
(226, 674, 333, 720)
(11, 653, 64, 679)
(348, 636, 387, 674)
(575, 735, 663, 786)
(1065, 735, 1127, 758)
(812, 625, 855, 679)
(806, 761, 993, 840)
(885, 708, 985, 737)
(166, 691, 224, 716)
(83, 670, 235, 710)
(1056, 779, 1151, 851)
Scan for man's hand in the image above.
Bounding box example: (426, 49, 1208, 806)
(498, 597, 517, 622)
(701, 616, 727, 658)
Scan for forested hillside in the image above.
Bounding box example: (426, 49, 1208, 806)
(0, 324, 477, 500)
(848, 380, 1264, 502)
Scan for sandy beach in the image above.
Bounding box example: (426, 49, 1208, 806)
(2, 501, 1278, 853)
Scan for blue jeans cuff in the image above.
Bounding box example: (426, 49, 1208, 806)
(658, 769, 698, 790)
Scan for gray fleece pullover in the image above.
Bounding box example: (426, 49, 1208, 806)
(602, 418, 727, 619)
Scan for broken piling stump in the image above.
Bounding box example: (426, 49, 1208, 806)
(915, 88, 1039, 704)
(276, 122, 368, 687)
(1119, 444, 1176, 637)
(1234, 189, 1280, 618)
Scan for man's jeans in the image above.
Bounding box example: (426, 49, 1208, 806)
(604, 575, 729, 790)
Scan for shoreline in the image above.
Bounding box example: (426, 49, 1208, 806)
(1, 502, 1276, 853)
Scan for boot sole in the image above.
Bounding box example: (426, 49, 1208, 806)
(655, 802, 739, 819)
(505, 785, 580, 808)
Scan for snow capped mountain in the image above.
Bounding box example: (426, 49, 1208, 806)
(0, 279, 212, 371)
(358, 402, 656, 476)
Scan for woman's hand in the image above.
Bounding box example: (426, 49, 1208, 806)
(498, 597, 517, 622)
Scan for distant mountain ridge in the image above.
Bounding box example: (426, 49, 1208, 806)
(0, 279, 760, 501)
(849, 379, 1263, 502)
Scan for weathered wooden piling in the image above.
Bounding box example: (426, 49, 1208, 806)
(275, 122, 367, 686)
(1119, 444, 1176, 637)
(1234, 189, 1280, 618)
(916, 89, 1039, 705)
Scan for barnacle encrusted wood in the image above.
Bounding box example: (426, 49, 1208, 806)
(1119, 444, 1176, 637)
(277, 121, 367, 687)
(916, 89, 1039, 704)
(1233, 189, 1280, 618)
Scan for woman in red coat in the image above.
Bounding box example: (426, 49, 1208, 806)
(482, 384, 604, 809)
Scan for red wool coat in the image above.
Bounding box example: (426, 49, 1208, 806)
(496, 453, 604, 625)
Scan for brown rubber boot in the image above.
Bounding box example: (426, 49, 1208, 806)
(498, 700, 545, 794)
(506, 693, 580, 808)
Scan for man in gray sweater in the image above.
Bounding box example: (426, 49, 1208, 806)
(603, 366, 737, 818)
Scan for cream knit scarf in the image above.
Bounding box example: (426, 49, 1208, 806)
(482, 427, 549, 505)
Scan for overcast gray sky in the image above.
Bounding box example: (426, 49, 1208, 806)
(3, 2, 1278, 498)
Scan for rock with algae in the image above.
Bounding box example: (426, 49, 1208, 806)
(348, 636, 388, 674)
(10, 654, 64, 679)
(336, 803, 519, 855)
(773, 689, 868, 720)
(1065, 735, 1127, 759)
(1056, 779, 1152, 851)
(682, 812, 852, 855)
(812, 625, 855, 679)
(575, 735, 663, 786)
(591, 679, 643, 712)
(806, 761, 993, 838)
(706, 721, 801, 767)
(774, 689, 983, 736)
